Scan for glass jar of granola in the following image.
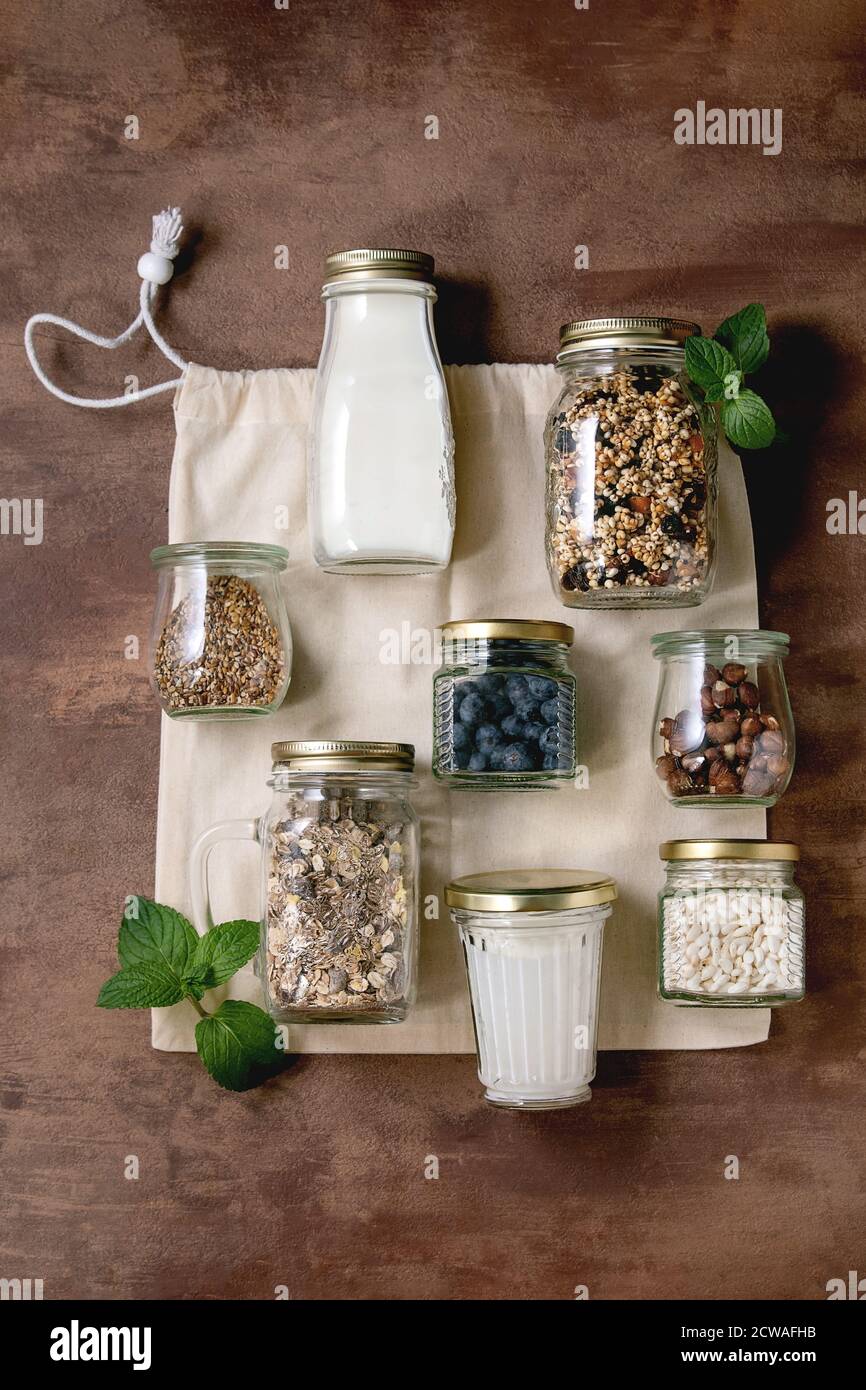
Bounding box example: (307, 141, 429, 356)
(658, 839, 804, 1005)
(545, 317, 718, 608)
(190, 741, 420, 1023)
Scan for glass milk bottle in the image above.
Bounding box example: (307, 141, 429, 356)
(308, 248, 455, 574)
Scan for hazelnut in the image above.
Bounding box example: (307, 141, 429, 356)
(667, 769, 694, 797)
(741, 714, 762, 738)
(761, 713, 781, 731)
(704, 662, 721, 685)
(700, 685, 716, 716)
(670, 709, 704, 754)
(704, 745, 722, 763)
(655, 754, 676, 781)
(712, 680, 736, 708)
(658, 717, 675, 739)
(759, 730, 785, 756)
(738, 681, 760, 709)
(722, 662, 748, 684)
(742, 764, 773, 797)
(710, 768, 740, 794)
(705, 718, 739, 745)
(735, 736, 754, 761)
(766, 754, 790, 778)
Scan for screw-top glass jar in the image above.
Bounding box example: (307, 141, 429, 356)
(308, 248, 455, 575)
(433, 619, 576, 789)
(446, 869, 617, 1109)
(149, 542, 291, 719)
(545, 317, 718, 608)
(658, 840, 804, 1005)
(651, 630, 794, 806)
(190, 741, 420, 1024)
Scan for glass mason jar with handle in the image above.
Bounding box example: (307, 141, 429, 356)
(446, 870, 617, 1110)
(308, 248, 455, 574)
(190, 741, 420, 1023)
(658, 839, 804, 1005)
(545, 316, 718, 608)
(651, 630, 794, 806)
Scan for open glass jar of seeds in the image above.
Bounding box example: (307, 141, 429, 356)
(149, 542, 291, 719)
(191, 741, 419, 1024)
(433, 619, 576, 789)
(658, 840, 804, 1005)
(651, 630, 794, 806)
(545, 317, 717, 608)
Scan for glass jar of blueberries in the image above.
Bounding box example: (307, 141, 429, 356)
(651, 630, 795, 806)
(545, 317, 718, 609)
(433, 619, 576, 790)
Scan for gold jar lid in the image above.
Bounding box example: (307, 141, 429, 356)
(660, 839, 800, 861)
(445, 870, 617, 913)
(324, 248, 434, 283)
(440, 618, 574, 645)
(558, 316, 701, 358)
(271, 740, 415, 772)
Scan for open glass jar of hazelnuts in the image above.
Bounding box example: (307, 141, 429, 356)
(651, 631, 795, 807)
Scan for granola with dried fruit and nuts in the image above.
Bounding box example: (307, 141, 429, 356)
(266, 799, 412, 1017)
(547, 371, 710, 598)
(154, 574, 286, 711)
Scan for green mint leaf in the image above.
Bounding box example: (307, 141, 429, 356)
(118, 897, 198, 975)
(715, 303, 769, 375)
(721, 390, 777, 449)
(684, 336, 738, 401)
(187, 919, 260, 990)
(97, 962, 186, 1009)
(195, 1000, 280, 1091)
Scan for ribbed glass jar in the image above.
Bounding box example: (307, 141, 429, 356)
(545, 317, 718, 609)
(433, 619, 576, 790)
(658, 840, 804, 1005)
(446, 870, 617, 1109)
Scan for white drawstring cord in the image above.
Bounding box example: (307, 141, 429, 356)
(23, 207, 189, 409)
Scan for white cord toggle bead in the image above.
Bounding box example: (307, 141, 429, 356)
(137, 251, 175, 285)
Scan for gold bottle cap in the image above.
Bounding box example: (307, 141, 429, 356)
(558, 316, 701, 358)
(324, 248, 434, 283)
(440, 618, 574, 645)
(271, 740, 415, 772)
(445, 870, 617, 913)
(660, 840, 800, 861)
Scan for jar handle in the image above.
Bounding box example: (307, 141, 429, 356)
(189, 819, 260, 938)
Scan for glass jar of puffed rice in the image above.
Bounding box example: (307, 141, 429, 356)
(545, 317, 718, 608)
(658, 840, 804, 1005)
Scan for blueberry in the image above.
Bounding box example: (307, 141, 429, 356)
(501, 713, 525, 739)
(542, 752, 561, 770)
(468, 751, 489, 772)
(489, 692, 512, 721)
(452, 723, 471, 752)
(452, 744, 472, 770)
(488, 745, 509, 771)
(501, 742, 535, 772)
(539, 727, 560, 754)
(458, 693, 486, 726)
(522, 720, 545, 743)
(541, 698, 560, 726)
(527, 676, 558, 702)
(476, 723, 503, 753)
(505, 674, 530, 704)
(512, 697, 541, 722)
(454, 679, 479, 705)
(476, 672, 504, 698)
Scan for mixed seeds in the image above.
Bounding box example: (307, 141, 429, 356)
(547, 370, 710, 600)
(153, 574, 286, 712)
(265, 798, 414, 1019)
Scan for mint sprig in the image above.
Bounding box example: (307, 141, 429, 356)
(97, 897, 285, 1092)
(684, 303, 779, 450)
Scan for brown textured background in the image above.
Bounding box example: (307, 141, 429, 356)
(2, 0, 864, 1301)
